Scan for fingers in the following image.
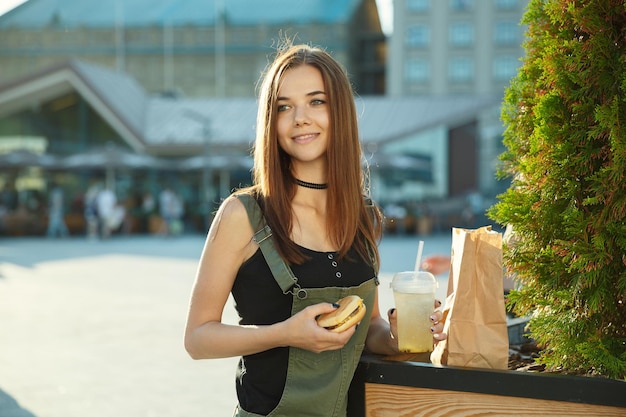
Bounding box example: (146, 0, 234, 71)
(433, 331, 447, 341)
(317, 323, 356, 352)
(290, 304, 355, 353)
(387, 308, 398, 340)
(429, 308, 446, 340)
(429, 310, 443, 324)
(310, 302, 340, 317)
(430, 320, 444, 335)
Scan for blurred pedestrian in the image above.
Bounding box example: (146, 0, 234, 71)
(158, 186, 183, 236)
(141, 190, 156, 233)
(169, 190, 184, 235)
(46, 183, 69, 238)
(84, 181, 101, 240)
(96, 185, 117, 238)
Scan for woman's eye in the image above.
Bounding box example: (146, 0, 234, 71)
(277, 104, 290, 112)
(311, 99, 326, 106)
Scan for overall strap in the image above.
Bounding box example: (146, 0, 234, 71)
(364, 197, 380, 275)
(235, 193, 308, 299)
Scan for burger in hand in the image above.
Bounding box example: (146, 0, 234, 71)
(316, 295, 366, 333)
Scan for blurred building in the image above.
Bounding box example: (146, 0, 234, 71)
(0, 0, 386, 96)
(388, 0, 527, 97)
(0, 58, 499, 235)
(0, 0, 520, 236)
(384, 0, 529, 215)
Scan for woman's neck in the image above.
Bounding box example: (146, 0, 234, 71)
(291, 160, 327, 185)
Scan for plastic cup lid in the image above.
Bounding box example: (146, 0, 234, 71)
(390, 271, 437, 293)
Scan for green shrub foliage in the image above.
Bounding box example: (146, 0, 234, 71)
(489, 0, 626, 379)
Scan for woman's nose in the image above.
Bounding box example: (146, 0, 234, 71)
(293, 106, 310, 126)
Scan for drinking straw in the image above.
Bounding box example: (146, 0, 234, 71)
(414, 240, 424, 272)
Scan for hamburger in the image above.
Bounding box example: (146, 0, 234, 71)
(316, 295, 366, 333)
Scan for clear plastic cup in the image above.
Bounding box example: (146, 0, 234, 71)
(390, 271, 438, 353)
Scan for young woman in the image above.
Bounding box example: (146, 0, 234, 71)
(184, 43, 446, 417)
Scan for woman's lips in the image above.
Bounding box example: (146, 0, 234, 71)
(292, 133, 318, 144)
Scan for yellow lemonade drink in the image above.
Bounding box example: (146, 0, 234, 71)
(391, 271, 437, 353)
(393, 291, 435, 352)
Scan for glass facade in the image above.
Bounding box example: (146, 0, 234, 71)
(406, 24, 430, 48)
(449, 0, 474, 11)
(449, 22, 474, 47)
(405, 58, 430, 83)
(493, 55, 519, 81)
(495, 0, 518, 10)
(407, 0, 430, 12)
(389, 0, 527, 97)
(494, 21, 519, 45)
(4, 93, 123, 155)
(448, 56, 474, 82)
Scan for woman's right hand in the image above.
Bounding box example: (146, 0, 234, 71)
(281, 302, 357, 353)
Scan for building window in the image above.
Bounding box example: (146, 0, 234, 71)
(449, 22, 474, 47)
(406, 25, 430, 48)
(407, 0, 430, 12)
(448, 57, 474, 82)
(493, 56, 519, 81)
(450, 0, 474, 11)
(405, 58, 430, 83)
(495, 0, 517, 10)
(494, 21, 519, 45)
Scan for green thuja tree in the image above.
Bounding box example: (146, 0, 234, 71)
(489, 0, 626, 379)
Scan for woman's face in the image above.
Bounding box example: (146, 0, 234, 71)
(275, 65, 330, 169)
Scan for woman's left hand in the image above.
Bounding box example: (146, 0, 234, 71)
(429, 300, 447, 342)
(387, 299, 447, 343)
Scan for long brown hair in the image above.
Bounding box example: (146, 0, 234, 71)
(249, 43, 382, 267)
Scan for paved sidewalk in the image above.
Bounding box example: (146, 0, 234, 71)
(0, 234, 452, 417)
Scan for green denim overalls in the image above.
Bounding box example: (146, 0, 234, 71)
(234, 194, 378, 417)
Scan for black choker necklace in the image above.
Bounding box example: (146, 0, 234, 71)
(295, 179, 328, 190)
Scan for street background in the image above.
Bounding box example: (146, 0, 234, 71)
(0, 233, 453, 417)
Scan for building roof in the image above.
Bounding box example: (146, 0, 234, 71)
(72, 60, 148, 144)
(0, 58, 501, 155)
(144, 96, 259, 149)
(0, 0, 361, 29)
(355, 95, 499, 144)
(0, 59, 148, 152)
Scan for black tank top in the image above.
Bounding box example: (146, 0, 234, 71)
(231, 244, 376, 415)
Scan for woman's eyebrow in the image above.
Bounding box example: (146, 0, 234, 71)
(277, 90, 326, 101)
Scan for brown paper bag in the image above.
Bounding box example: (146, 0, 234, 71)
(430, 226, 509, 369)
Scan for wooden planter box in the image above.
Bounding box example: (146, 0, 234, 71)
(348, 354, 626, 417)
